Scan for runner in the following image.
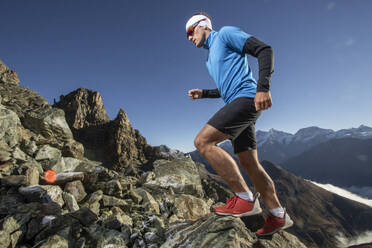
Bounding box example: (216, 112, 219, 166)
(185, 12, 293, 236)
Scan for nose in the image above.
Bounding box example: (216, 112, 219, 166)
(188, 35, 192, 41)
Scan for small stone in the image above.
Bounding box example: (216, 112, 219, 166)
(25, 166, 39, 186)
(63, 192, 79, 212)
(102, 195, 129, 210)
(0, 150, 11, 162)
(12, 147, 28, 162)
(64, 180, 87, 202)
(1, 175, 27, 186)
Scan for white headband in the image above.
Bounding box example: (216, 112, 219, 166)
(185, 14, 212, 32)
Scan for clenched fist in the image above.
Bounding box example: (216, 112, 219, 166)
(188, 89, 203, 100)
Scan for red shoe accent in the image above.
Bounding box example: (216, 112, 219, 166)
(213, 193, 262, 217)
(256, 210, 294, 236)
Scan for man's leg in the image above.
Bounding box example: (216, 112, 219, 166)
(237, 149, 281, 209)
(194, 124, 250, 193)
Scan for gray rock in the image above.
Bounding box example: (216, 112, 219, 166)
(64, 180, 87, 202)
(161, 214, 307, 248)
(102, 195, 129, 210)
(0, 104, 20, 148)
(134, 188, 160, 214)
(68, 207, 98, 226)
(172, 194, 211, 221)
(12, 147, 29, 162)
(25, 166, 39, 186)
(39, 234, 69, 248)
(85, 224, 129, 247)
(0, 150, 11, 162)
(22, 107, 73, 143)
(20, 139, 38, 156)
(63, 192, 79, 212)
(35, 145, 62, 161)
(54, 172, 84, 184)
(18, 185, 64, 207)
(0, 60, 20, 85)
(129, 189, 143, 204)
(1, 175, 27, 186)
(62, 139, 84, 159)
(144, 158, 204, 197)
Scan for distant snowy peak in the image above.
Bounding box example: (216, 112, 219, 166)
(256, 129, 293, 146)
(257, 125, 372, 146)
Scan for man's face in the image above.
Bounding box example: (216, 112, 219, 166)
(188, 26, 206, 48)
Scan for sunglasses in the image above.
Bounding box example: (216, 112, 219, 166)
(186, 18, 206, 37)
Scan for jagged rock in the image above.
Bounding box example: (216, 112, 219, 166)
(62, 157, 101, 173)
(102, 195, 129, 210)
(63, 192, 79, 212)
(134, 188, 160, 214)
(20, 139, 38, 157)
(25, 165, 40, 186)
(0, 60, 20, 85)
(82, 190, 103, 215)
(129, 189, 143, 204)
(98, 179, 123, 198)
(36, 145, 62, 161)
(54, 88, 110, 130)
(103, 211, 133, 232)
(0, 193, 25, 215)
(0, 104, 20, 148)
(144, 158, 204, 197)
(53, 172, 84, 184)
(161, 214, 306, 248)
(18, 185, 64, 207)
(104, 109, 155, 170)
(13, 147, 29, 162)
(0, 213, 31, 247)
(39, 234, 69, 248)
(64, 180, 87, 202)
(172, 194, 211, 221)
(22, 107, 73, 143)
(62, 139, 84, 159)
(85, 224, 130, 248)
(68, 207, 98, 226)
(0, 150, 11, 162)
(1, 175, 27, 186)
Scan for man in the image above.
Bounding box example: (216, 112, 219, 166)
(185, 12, 293, 236)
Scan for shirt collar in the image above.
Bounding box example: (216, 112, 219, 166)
(203, 30, 217, 49)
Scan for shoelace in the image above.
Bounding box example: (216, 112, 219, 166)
(226, 196, 239, 209)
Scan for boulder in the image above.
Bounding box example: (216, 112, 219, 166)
(144, 158, 204, 197)
(64, 180, 87, 202)
(0, 104, 20, 148)
(18, 185, 64, 207)
(161, 214, 307, 248)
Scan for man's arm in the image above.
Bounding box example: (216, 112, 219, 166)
(243, 37, 274, 92)
(202, 89, 221, 98)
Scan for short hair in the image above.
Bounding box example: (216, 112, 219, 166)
(192, 12, 212, 21)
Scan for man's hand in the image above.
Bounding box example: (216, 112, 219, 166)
(188, 89, 203, 100)
(254, 91, 272, 111)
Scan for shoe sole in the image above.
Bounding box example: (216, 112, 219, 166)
(214, 206, 263, 217)
(256, 219, 294, 237)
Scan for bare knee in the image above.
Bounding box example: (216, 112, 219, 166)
(194, 135, 210, 154)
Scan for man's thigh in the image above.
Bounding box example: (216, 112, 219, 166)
(196, 124, 229, 145)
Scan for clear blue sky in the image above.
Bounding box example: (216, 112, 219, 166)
(1, 0, 371, 152)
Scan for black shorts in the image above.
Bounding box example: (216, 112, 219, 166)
(207, 97, 261, 154)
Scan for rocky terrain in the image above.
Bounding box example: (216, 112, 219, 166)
(0, 60, 308, 248)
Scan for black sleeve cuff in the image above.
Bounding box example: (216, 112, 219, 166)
(202, 89, 221, 98)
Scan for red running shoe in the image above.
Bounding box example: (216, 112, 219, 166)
(256, 209, 294, 236)
(213, 193, 262, 217)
